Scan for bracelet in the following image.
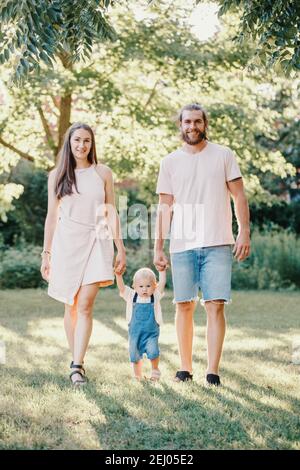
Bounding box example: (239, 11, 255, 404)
(41, 250, 51, 257)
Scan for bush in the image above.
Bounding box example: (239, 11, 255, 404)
(232, 230, 300, 290)
(0, 245, 45, 289)
(123, 242, 173, 288)
(0, 163, 48, 246)
(1, 231, 299, 290)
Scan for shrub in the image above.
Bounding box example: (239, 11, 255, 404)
(0, 245, 45, 289)
(232, 230, 300, 290)
(123, 242, 173, 288)
(1, 231, 299, 290)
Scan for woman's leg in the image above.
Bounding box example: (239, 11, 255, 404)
(64, 300, 78, 359)
(71, 283, 99, 383)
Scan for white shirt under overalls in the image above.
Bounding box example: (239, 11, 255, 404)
(120, 286, 164, 325)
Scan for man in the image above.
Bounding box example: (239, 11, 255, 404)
(154, 103, 250, 386)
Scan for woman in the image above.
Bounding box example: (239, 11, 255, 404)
(41, 122, 126, 386)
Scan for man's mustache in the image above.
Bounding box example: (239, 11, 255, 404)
(182, 130, 206, 141)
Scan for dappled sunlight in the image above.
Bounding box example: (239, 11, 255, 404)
(252, 394, 296, 412)
(0, 379, 106, 449)
(91, 318, 128, 346)
(27, 318, 66, 344)
(224, 335, 288, 352)
(1, 289, 300, 449)
(0, 325, 22, 343)
(254, 362, 300, 389)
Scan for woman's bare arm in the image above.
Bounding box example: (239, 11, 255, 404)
(96, 164, 126, 275)
(115, 273, 126, 294)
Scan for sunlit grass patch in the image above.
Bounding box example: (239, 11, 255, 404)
(0, 288, 299, 449)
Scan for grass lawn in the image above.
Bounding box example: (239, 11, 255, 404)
(0, 288, 299, 450)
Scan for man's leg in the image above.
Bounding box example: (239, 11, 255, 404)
(175, 301, 197, 373)
(204, 300, 226, 375)
(171, 249, 198, 380)
(200, 245, 232, 383)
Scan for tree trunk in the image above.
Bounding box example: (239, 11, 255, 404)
(57, 94, 72, 163)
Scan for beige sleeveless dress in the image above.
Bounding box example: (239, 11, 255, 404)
(48, 164, 114, 305)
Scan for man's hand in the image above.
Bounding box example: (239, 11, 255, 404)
(114, 250, 126, 275)
(233, 230, 251, 262)
(154, 250, 169, 271)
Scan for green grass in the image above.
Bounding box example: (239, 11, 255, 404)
(0, 288, 300, 450)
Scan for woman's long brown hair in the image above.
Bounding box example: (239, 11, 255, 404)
(54, 122, 98, 199)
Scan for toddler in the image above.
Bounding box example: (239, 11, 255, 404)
(116, 267, 166, 381)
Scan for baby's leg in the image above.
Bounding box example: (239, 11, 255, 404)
(132, 360, 143, 380)
(150, 357, 161, 381)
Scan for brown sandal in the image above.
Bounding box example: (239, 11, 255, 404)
(69, 363, 88, 386)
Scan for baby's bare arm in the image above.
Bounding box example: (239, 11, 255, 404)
(158, 269, 167, 294)
(116, 273, 126, 294)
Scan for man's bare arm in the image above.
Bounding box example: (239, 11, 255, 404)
(227, 178, 250, 261)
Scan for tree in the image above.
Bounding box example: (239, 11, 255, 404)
(0, 1, 297, 222)
(201, 0, 300, 73)
(0, 0, 118, 83)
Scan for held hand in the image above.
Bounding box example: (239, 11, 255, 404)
(114, 250, 126, 275)
(40, 258, 50, 282)
(233, 231, 251, 262)
(154, 250, 169, 271)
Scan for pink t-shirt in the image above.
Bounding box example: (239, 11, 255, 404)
(156, 141, 242, 253)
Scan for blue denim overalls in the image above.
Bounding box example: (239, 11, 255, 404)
(128, 293, 160, 363)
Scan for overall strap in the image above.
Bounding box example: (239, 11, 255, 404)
(133, 293, 154, 303)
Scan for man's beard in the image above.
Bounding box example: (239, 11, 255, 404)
(181, 130, 206, 145)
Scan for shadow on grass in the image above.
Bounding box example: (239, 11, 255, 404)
(1, 289, 300, 449)
(83, 380, 250, 450)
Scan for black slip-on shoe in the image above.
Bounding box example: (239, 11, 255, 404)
(206, 373, 221, 386)
(174, 370, 193, 382)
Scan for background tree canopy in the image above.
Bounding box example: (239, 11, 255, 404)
(197, 0, 300, 73)
(0, 0, 299, 289)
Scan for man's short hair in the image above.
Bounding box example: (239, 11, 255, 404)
(178, 103, 208, 126)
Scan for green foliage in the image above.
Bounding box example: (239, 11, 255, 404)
(0, 244, 44, 288)
(232, 230, 300, 290)
(0, 182, 23, 222)
(122, 241, 172, 288)
(202, 0, 300, 73)
(0, 0, 118, 83)
(250, 200, 300, 234)
(0, 1, 298, 221)
(2, 229, 299, 290)
(0, 163, 48, 245)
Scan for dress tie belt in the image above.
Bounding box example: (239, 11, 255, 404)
(59, 211, 112, 240)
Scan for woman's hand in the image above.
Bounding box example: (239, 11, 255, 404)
(114, 250, 126, 275)
(40, 255, 50, 282)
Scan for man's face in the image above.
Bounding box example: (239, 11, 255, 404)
(180, 110, 206, 145)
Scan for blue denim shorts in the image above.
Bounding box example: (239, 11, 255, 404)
(170, 245, 233, 305)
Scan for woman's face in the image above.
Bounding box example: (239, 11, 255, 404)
(70, 128, 92, 164)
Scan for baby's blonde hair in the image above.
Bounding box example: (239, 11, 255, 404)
(132, 267, 157, 286)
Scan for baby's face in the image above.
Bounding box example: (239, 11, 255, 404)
(133, 276, 156, 298)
